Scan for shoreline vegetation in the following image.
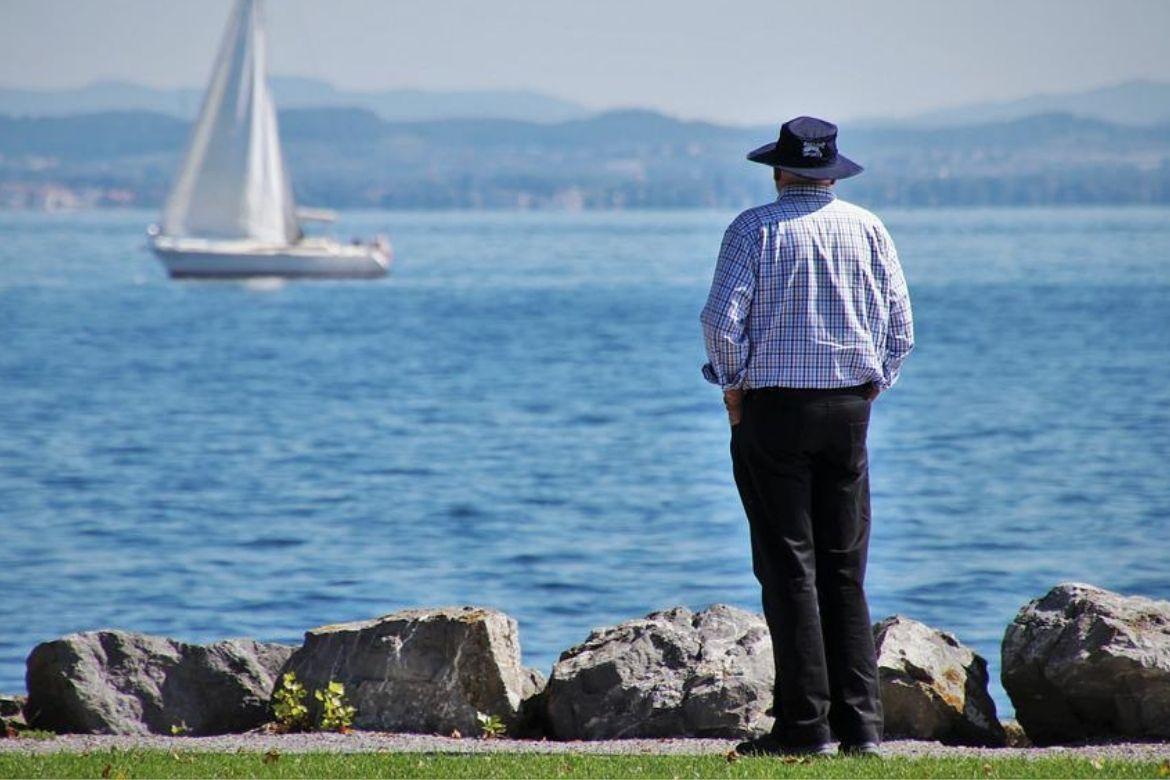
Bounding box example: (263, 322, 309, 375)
(2, 749, 1168, 780)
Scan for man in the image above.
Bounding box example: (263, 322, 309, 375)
(700, 116, 914, 758)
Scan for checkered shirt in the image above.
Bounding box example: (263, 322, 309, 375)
(700, 185, 914, 391)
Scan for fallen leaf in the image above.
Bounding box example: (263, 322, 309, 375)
(725, 749, 739, 763)
(449, 729, 461, 739)
(100, 763, 112, 779)
(1090, 758, 1104, 770)
(262, 749, 280, 765)
(1158, 759, 1170, 777)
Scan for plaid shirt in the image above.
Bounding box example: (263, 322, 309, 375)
(701, 185, 914, 391)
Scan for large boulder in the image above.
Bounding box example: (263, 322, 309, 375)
(25, 631, 294, 735)
(279, 606, 544, 736)
(1002, 583, 1170, 745)
(874, 615, 1005, 746)
(543, 604, 773, 739)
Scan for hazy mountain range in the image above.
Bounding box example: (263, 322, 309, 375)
(3, 78, 1169, 127)
(0, 77, 591, 123)
(897, 79, 1170, 128)
(1, 79, 1168, 210)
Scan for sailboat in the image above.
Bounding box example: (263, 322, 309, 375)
(149, 0, 390, 279)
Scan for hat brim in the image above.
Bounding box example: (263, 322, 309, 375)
(746, 142, 864, 180)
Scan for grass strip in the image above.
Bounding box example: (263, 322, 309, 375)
(1, 750, 1168, 779)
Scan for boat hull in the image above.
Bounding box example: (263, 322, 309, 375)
(151, 237, 390, 279)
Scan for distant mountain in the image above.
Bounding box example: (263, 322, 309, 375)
(0, 81, 205, 119)
(2, 107, 1168, 210)
(897, 79, 1170, 127)
(0, 77, 592, 123)
(9, 76, 1170, 129)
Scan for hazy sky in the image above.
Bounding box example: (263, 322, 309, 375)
(2, 0, 1169, 124)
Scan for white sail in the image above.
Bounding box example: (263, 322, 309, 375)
(161, 0, 301, 244)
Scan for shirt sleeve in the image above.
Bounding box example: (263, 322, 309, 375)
(700, 219, 758, 389)
(877, 225, 914, 390)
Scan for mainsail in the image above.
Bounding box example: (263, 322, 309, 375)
(162, 0, 301, 244)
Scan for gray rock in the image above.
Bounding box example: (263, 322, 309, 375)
(1002, 582, 1170, 745)
(874, 615, 1006, 746)
(24, 631, 294, 735)
(0, 695, 24, 719)
(1, 694, 28, 734)
(279, 606, 545, 736)
(543, 604, 773, 740)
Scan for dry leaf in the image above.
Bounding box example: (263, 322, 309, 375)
(725, 749, 740, 763)
(262, 749, 281, 765)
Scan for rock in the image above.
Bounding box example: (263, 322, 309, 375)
(1001, 718, 1031, 748)
(1, 695, 28, 735)
(279, 606, 544, 736)
(0, 695, 25, 720)
(24, 631, 295, 735)
(874, 615, 1006, 746)
(1001, 582, 1170, 745)
(543, 604, 774, 739)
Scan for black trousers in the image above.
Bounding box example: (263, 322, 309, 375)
(731, 384, 883, 747)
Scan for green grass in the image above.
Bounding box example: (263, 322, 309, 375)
(0, 750, 1167, 779)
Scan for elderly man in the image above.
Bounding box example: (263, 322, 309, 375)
(700, 117, 914, 757)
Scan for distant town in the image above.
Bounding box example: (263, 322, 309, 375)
(2, 79, 1169, 211)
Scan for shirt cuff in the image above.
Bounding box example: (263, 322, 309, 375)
(702, 362, 744, 390)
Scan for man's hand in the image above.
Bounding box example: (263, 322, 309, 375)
(723, 389, 744, 427)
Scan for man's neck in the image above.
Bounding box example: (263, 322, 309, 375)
(776, 181, 836, 198)
(778, 180, 834, 191)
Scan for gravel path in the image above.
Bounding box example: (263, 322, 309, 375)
(2, 733, 1168, 761)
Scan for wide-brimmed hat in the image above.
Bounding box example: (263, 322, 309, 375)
(747, 116, 863, 179)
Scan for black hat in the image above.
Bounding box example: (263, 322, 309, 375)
(747, 116, 863, 180)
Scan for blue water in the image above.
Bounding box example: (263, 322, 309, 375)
(2, 207, 1170, 719)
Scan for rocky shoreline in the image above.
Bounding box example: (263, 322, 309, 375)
(3, 583, 1169, 751)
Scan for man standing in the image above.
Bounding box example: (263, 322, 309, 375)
(701, 117, 914, 757)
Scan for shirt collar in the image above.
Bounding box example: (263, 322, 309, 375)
(777, 184, 836, 202)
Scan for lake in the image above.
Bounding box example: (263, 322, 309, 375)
(2, 206, 1169, 718)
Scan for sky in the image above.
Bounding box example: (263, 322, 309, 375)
(2, 0, 1169, 125)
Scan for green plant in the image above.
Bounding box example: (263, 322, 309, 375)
(314, 681, 356, 732)
(272, 672, 310, 732)
(475, 711, 506, 739)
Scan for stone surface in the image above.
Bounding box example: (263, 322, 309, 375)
(24, 631, 294, 735)
(279, 606, 545, 736)
(874, 615, 1006, 746)
(0, 695, 28, 734)
(543, 604, 774, 740)
(0, 696, 24, 720)
(1001, 719, 1032, 748)
(1002, 582, 1170, 745)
